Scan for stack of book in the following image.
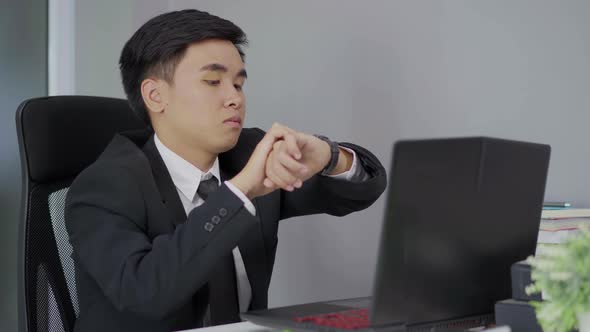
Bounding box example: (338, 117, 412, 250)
(537, 204, 590, 246)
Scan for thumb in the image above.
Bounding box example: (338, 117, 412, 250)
(294, 132, 310, 150)
(250, 131, 281, 165)
(250, 125, 298, 166)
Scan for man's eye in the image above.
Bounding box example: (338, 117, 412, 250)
(204, 80, 220, 86)
(234, 84, 243, 91)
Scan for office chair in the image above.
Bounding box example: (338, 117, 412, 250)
(16, 96, 146, 332)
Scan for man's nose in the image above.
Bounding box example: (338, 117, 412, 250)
(224, 85, 243, 109)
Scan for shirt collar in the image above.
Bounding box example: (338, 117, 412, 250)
(154, 134, 221, 202)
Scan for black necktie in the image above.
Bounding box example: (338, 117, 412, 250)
(196, 176, 219, 201)
(198, 176, 241, 326)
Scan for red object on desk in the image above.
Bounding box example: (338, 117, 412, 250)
(293, 308, 370, 329)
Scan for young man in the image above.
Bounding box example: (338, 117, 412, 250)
(65, 9, 386, 332)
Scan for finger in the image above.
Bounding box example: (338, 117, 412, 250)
(271, 137, 306, 174)
(270, 122, 297, 136)
(255, 133, 280, 159)
(294, 132, 310, 150)
(268, 123, 303, 151)
(265, 153, 290, 190)
(263, 178, 278, 189)
(269, 155, 300, 190)
(266, 163, 292, 191)
(266, 123, 291, 141)
(272, 140, 284, 152)
(266, 151, 296, 190)
(277, 150, 308, 175)
(262, 178, 278, 189)
(266, 171, 291, 191)
(271, 139, 306, 174)
(262, 123, 297, 145)
(264, 124, 303, 152)
(283, 134, 302, 160)
(253, 128, 292, 165)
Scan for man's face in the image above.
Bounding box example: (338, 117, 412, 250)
(156, 39, 247, 154)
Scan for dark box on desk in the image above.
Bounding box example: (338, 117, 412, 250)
(495, 299, 542, 332)
(511, 261, 542, 301)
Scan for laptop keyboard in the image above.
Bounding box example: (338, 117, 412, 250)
(293, 308, 370, 330)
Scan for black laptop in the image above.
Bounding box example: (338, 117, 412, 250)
(242, 137, 551, 331)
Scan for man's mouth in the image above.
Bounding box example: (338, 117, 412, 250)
(223, 116, 242, 127)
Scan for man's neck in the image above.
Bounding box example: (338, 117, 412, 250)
(155, 132, 216, 173)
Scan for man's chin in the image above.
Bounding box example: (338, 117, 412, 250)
(215, 135, 240, 154)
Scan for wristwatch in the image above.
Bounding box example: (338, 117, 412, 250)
(313, 134, 340, 176)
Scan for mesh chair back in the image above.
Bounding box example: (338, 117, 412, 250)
(16, 96, 146, 332)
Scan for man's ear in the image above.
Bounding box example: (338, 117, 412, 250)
(140, 78, 168, 116)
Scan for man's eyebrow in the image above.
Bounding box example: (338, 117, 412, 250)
(200, 63, 247, 78)
(200, 63, 227, 72)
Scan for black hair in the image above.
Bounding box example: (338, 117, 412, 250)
(119, 9, 248, 126)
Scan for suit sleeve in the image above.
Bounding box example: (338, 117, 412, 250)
(65, 164, 258, 319)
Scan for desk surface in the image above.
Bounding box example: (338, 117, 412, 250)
(179, 321, 278, 332)
(179, 321, 513, 332)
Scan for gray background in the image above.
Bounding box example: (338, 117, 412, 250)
(1, 0, 47, 331)
(74, 0, 590, 307)
(2, 1, 590, 330)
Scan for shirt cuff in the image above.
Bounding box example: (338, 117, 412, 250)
(325, 146, 367, 181)
(224, 181, 257, 216)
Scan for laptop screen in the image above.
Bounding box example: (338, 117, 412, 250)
(370, 137, 550, 327)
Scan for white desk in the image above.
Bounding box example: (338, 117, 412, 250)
(179, 321, 279, 332)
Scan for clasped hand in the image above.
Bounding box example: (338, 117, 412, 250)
(229, 123, 332, 199)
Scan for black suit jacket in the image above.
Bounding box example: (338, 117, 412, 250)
(65, 127, 386, 332)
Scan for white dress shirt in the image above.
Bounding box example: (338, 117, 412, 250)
(154, 134, 362, 313)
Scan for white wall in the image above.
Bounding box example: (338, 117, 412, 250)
(49, 0, 75, 95)
(71, 0, 590, 308)
(1, 1, 48, 330)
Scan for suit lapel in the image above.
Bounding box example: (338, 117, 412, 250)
(142, 136, 188, 225)
(142, 133, 270, 308)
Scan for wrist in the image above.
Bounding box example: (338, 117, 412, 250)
(329, 147, 353, 175)
(314, 134, 339, 175)
(229, 175, 254, 200)
(320, 140, 332, 169)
